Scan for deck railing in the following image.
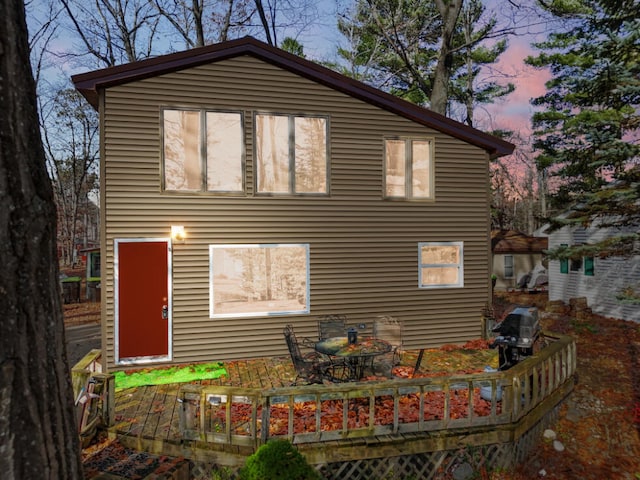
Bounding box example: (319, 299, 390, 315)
(71, 348, 115, 445)
(179, 332, 576, 447)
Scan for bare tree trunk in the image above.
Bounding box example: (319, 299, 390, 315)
(431, 0, 463, 115)
(254, 0, 274, 45)
(219, 0, 235, 41)
(0, 0, 82, 477)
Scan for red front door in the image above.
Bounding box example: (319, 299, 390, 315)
(115, 239, 171, 363)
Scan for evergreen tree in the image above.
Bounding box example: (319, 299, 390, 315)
(336, 0, 514, 124)
(449, 0, 515, 126)
(528, 0, 640, 259)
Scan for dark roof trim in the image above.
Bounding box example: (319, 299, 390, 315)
(72, 36, 514, 158)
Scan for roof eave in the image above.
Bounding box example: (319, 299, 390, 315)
(72, 37, 515, 158)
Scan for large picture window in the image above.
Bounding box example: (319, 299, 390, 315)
(255, 114, 328, 194)
(209, 244, 310, 318)
(385, 138, 433, 199)
(419, 242, 464, 288)
(163, 109, 243, 193)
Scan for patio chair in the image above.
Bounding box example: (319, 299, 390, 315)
(283, 325, 346, 384)
(373, 315, 403, 369)
(317, 314, 347, 340)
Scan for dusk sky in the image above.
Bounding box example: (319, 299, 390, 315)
(295, 1, 554, 141)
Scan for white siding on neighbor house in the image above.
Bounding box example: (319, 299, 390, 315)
(548, 224, 640, 323)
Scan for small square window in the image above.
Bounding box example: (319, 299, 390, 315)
(570, 257, 582, 272)
(419, 242, 463, 288)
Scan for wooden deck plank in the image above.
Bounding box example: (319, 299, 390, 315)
(128, 385, 158, 437)
(141, 384, 178, 439)
(113, 386, 148, 434)
(151, 384, 180, 440)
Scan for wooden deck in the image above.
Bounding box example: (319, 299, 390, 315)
(111, 356, 299, 444)
(75, 338, 575, 477)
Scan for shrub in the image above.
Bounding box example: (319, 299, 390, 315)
(238, 439, 320, 480)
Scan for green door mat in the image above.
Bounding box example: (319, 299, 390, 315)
(114, 362, 227, 389)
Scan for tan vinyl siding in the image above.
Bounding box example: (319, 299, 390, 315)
(101, 55, 492, 369)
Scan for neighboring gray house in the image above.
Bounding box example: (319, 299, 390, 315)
(547, 220, 640, 323)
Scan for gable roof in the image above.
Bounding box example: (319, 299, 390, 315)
(491, 230, 548, 254)
(72, 36, 514, 159)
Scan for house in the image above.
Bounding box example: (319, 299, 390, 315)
(547, 221, 640, 323)
(491, 230, 548, 291)
(72, 37, 514, 369)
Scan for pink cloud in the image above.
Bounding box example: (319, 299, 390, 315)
(483, 38, 552, 135)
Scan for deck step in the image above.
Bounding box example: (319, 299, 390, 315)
(83, 439, 190, 479)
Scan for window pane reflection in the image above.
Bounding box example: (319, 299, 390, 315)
(210, 244, 309, 317)
(164, 110, 201, 190)
(206, 112, 243, 192)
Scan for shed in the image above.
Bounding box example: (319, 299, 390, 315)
(491, 230, 548, 291)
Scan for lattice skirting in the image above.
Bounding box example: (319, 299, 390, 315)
(198, 405, 560, 480)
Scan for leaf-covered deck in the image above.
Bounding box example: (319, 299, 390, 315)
(111, 346, 499, 444)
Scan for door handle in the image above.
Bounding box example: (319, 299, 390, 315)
(162, 305, 168, 319)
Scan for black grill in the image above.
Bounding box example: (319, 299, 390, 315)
(490, 306, 541, 370)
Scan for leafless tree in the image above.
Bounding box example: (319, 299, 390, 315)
(59, 0, 160, 67)
(491, 131, 544, 233)
(0, 0, 82, 477)
(41, 89, 99, 266)
(252, 0, 319, 46)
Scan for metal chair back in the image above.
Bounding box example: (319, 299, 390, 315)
(284, 324, 332, 384)
(318, 314, 347, 340)
(373, 315, 402, 365)
(283, 324, 306, 373)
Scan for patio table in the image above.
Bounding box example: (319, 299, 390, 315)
(314, 337, 391, 381)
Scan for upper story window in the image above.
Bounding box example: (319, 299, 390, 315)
(418, 241, 464, 288)
(255, 113, 328, 194)
(384, 138, 434, 199)
(163, 109, 244, 193)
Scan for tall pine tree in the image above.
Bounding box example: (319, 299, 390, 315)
(528, 0, 640, 260)
(336, 0, 514, 124)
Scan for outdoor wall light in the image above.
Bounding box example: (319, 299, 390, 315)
(171, 225, 186, 243)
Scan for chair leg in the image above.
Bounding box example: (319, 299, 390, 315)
(412, 349, 425, 378)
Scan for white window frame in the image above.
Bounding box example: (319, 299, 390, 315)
(384, 137, 434, 200)
(161, 108, 245, 193)
(209, 243, 310, 318)
(418, 241, 464, 289)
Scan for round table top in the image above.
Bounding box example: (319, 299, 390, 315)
(315, 337, 391, 357)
